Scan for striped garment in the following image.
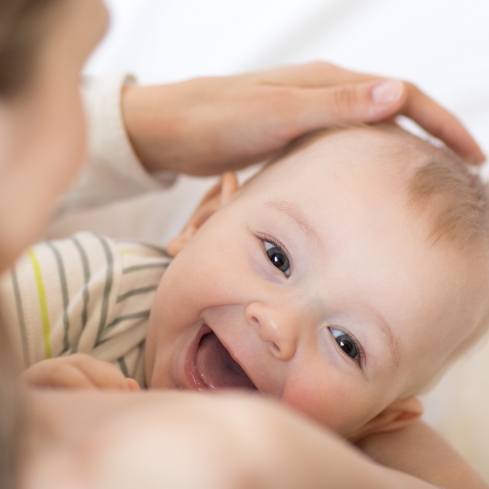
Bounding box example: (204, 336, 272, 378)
(0, 232, 171, 386)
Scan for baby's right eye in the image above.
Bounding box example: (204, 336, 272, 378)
(263, 239, 291, 278)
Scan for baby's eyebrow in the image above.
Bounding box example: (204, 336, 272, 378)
(265, 200, 322, 248)
(368, 306, 401, 370)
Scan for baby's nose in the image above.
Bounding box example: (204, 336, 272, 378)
(245, 301, 298, 361)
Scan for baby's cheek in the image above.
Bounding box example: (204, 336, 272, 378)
(280, 372, 362, 434)
(178, 234, 261, 308)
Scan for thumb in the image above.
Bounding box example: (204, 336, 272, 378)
(125, 378, 141, 391)
(300, 79, 407, 129)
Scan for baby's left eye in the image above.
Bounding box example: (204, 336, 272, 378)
(328, 327, 362, 367)
(263, 240, 291, 277)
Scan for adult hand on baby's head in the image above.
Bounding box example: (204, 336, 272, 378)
(122, 61, 484, 177)
(22, 354, 140, 391)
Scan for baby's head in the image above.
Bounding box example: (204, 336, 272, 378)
(145, 124, 489, 440)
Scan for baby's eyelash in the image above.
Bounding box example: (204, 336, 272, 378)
(256, 232, 293, 277)
(328, 326, 366, 369)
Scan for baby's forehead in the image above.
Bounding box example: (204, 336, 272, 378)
(244, 126, 489, 377)
(252, 126, 424, 197)
(250, 124, 487, 254)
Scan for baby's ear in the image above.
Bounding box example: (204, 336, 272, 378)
(166, 172, 239, 256)
(350, 397, 423, 442)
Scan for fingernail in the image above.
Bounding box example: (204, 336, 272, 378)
(371, 80, 404, 104)
(467, 153, 484, 165)
(126, 378, 140, 391)
(476, 150, 486, 164)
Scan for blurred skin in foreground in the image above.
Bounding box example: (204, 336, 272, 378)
(22, 389, 448, 489)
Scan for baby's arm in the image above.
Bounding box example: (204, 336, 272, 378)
(357, 420, 488, 489)
(22, 354, 139, 391)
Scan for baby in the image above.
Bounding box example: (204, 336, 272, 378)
(3, 123, 489, 442)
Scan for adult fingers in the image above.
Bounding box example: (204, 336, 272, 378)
(401, 83, 485, 164)
(256, 62, 484, 162)
(293, 80, 484, 163)
(293, 79, 407, 130)
(255, 61, 375, 88)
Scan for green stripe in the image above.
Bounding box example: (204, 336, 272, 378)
(72, 237, 91, 352)
(96, 317, 148, 348)
(118, 357, 129, 377)
(11, 268, 30, 367)
(122, 262, 168, 274)
(47, 242, 70, 353)
(104, 310, 150, 332)
(28, 250, 52, 358)
(138, 242, 171, 258)
(136, 341, 146, 387)
(95, 235, 115, 345)
(119, 241, 170, 258)
(116, 285, 158, 304)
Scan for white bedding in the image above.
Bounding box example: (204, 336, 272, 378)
(79, 0, 489, 478)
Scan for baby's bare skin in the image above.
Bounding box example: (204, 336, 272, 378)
(22, 354, 139, 391)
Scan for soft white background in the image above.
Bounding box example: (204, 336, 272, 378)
(80, 0, 489, 478)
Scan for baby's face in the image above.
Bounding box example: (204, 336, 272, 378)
(145, 128, 487, 438)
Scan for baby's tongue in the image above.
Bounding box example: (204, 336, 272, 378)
(196, 333, 255, 389)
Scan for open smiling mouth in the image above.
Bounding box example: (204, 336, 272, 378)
(187, 326, 257, 391)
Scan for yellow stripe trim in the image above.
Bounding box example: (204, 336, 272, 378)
(121, 250, 137, 256)
(28, 249, 53, 358)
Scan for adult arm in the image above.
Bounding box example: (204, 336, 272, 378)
(57, 76, 178, 216)
(27, 389, 441, 489)
(357, 420, 488, 489)
(60, 62, 484, 215)
(122, 61, 485, 177)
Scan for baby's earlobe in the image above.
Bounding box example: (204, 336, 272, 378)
(165, 172, 240, 257)
(166, 233, 190, 257)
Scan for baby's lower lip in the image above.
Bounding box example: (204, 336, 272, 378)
(183, 324, 212, 390)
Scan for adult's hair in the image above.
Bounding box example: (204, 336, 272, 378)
(1, 3, 62, 487)
(0, 315, 24, 489)
(0, 0, 60, 96)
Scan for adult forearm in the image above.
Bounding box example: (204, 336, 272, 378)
(29, 389, 443, 489)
